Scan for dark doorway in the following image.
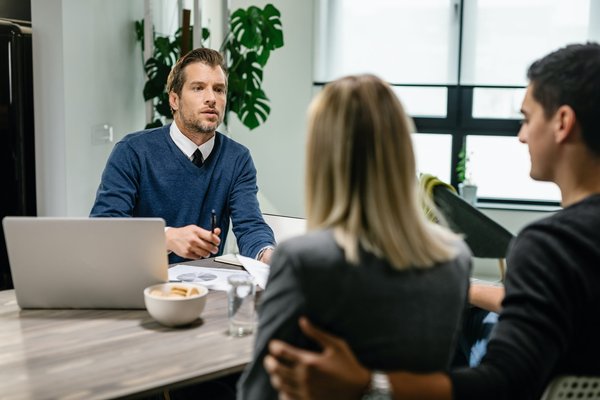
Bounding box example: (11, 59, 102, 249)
(0, 17, 36, 290)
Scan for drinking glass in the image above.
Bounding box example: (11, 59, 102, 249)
(227, 274, 256, 337)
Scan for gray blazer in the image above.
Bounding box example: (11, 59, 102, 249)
(238, 229, 471, 400)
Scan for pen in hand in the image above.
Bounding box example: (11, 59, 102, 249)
(210, 209, 220, 249)
(211, 209, 217, 234)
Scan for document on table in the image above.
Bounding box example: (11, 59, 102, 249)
(236, 255, 270, 289)
(168, 265, 249, 291)
(214, 253, 243, 266)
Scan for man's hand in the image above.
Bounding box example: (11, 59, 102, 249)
(264, 317, 370, 400)
(165, 225, 221, 259)
(259, 248, 274, 265)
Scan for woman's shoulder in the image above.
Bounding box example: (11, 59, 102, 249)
(425, 238, 472, 281)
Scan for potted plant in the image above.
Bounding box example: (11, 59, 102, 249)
(134, 4, 284, 130)
(456, 142, 478, 206)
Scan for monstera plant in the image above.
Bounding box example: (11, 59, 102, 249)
(135, 4, 284, 130)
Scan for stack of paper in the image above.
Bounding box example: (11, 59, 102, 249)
(168, 264, 249, 291)
(169, 254, 271, 291)
(236, 255, 270, 289)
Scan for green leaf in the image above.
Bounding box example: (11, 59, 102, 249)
(144, 57, 169, 81)
(143, 58, 171, 101)
(134, 20, 144, 45)
(256, 46, 270, 67)
(155, 93, 172, 118)
(235, 52, 263, 90)
(456, 146, 467, 183)
(154, 36, 178, 65)
(143, 80, 163, 101)
(145, 119, 164, 129)
(227, 72, 245, 98)
(261, 4, 284, 49)
(231, 6, 263, 49)
(226, 71, 246, 116)
(236, 88, 271, 130)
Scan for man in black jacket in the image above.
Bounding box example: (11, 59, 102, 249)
(263, 42, 600, 400)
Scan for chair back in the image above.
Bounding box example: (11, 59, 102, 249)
(431, 185, 514, 260)
(262, 213, 307, 243)
(541, 375, 600, 400)
(429, 184, 514, 281)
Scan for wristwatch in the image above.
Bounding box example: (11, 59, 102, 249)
(362, 371, 392, 400)
(256, 245, 275, 262)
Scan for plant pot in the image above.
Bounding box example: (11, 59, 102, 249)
(459, 183, 478, 206)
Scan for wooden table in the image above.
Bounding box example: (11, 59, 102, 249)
(0, 259, 254, 400)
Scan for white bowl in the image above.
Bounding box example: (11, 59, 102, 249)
(144, 283, 209, 327)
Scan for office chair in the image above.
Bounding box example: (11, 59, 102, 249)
(420, 174, 514, 367)
(427, 182, 514, 281)
(541, 375, 600, 400)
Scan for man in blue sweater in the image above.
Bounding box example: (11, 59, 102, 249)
(91, 48, 275, 264)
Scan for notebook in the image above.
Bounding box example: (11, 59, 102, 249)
(2, 217, 168, 309)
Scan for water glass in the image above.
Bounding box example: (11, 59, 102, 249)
(227, 274, 256, 337)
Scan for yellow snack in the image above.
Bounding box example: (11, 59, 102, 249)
(150, 285, 200, 298)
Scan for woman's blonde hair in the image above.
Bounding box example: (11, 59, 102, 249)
(305, 74, 459, 269)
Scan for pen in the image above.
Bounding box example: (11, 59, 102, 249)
(211, 209, 217, 234)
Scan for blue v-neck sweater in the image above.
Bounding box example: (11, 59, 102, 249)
(90, 124, 275, 263)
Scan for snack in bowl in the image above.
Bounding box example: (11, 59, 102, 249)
(149, 285, 199, 298)
(144, 283, 208, 327)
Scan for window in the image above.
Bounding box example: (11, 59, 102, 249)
(412, 133, 453, 183)
(315, 0, 600, 205)
(461, 0, 592, 86)
(466, 135, 561, 201)
(314, 0, 458, 84)
(392, 87, 448, 118)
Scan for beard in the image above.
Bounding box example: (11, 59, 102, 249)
(179, 111, 222, 135)
(178, 102, 223, 135)
(194, 120, 219, 134)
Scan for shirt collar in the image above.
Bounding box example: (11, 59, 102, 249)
(169, 121, 216, 161)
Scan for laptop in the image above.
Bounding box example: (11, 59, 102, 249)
(2, 217, 168, 309)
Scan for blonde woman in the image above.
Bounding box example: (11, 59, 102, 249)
(237, 74, 471, 400)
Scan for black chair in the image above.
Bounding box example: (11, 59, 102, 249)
(431, 185, 514, 280)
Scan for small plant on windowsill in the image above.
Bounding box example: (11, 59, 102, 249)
(456, 143, 478, 206)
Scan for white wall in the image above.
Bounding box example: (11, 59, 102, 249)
(31, 0, 146, 216)
(227, 0, 314, 218)
(31, 0, 67, 216)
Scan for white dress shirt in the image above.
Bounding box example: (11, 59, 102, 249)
(169, 121, 215, 161)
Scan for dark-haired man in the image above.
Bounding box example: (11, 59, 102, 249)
(264, 42, 600, 399)
(91, 48, 275, 264)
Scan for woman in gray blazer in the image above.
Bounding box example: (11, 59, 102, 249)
(238, 74, 471, 400)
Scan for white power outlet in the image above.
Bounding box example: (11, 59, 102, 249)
(91, 124, 114, 145)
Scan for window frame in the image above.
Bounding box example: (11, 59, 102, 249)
(313, 0, 567, 207)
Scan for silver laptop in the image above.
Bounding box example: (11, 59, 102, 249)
(2, 217, 168, 309)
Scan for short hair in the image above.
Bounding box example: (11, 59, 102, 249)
(527, 42, 600, 155)
(305, 74, 459, 269)
(166, 47, 227, 96)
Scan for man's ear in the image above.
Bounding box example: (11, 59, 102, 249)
(554, 105, 577, 144)
(169, 91, 179, 113)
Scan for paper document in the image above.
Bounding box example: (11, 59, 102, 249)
(169, 265, 249, 291)
(236, 255, 270, 289)
(215, 253, 243, 266)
